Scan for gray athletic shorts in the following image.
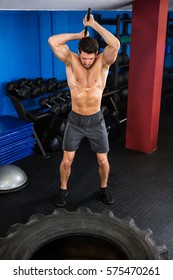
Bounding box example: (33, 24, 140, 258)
(62, 110, 109, 153)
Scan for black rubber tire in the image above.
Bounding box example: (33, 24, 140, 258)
(0, 207, 168, 260)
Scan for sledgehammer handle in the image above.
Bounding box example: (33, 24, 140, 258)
(84, 8, 91, 36)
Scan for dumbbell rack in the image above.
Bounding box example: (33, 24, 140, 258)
(7, 78, 69, 157)
(7, 92, 51, 158)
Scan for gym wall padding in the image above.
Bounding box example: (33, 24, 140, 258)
(0, 10, 131, 117)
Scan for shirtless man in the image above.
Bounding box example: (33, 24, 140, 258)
(48, 13, 120, 207)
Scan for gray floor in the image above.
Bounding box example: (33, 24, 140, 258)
(0, 94, 173, 259)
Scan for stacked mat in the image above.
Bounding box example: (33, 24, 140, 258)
(0, 115, 36, 165)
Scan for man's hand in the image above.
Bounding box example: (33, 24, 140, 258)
(83, 13, 95, 28)
(79, 30, 89, 38)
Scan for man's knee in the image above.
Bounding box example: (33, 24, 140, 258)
(62, 152, 75, 170)
(97, 155, 109, 168)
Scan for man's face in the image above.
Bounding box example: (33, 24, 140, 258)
(79, 51, 97, 69)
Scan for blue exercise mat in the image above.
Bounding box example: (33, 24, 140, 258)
(0, 136, 35, 154)
(0, 115, 35, 164)
(0, 115, 34, 147)
(0, 148, 34, 165)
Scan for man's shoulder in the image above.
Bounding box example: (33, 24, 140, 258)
(70, 52, 79, 58)
(65, 51, 78, 66)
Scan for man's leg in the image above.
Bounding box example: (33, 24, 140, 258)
(60, 150, 76, 190)
(97, 153, 114, 205)
(97, 153, 110, 188)
(55, 150, 76, 207)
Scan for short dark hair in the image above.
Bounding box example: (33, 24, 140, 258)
(78, 36, 99, 54)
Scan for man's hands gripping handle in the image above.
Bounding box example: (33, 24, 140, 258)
(84, 8, 91, 36)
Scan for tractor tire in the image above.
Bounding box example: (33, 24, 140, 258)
(0, 207, 168, 260)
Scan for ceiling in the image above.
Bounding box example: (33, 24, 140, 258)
(0, 0, 172, 11)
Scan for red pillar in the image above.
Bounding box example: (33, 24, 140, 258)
(125, 0, 168, 153)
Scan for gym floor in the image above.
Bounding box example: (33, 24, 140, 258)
(0, 94, 173, 260)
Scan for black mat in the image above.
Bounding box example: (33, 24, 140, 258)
(0, 95, 173, 259)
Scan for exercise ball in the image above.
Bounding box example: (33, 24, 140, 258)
(0, 164, 29, 193)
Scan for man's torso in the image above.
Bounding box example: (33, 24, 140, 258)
(66, 53, 109, 115)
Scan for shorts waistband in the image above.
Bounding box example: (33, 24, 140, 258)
(71, 110, 102, 118)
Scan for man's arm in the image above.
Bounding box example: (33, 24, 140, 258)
(83, 14, 120, 65)
(48, 31, 85, 64)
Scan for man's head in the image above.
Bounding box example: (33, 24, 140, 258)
(78, 36, 99, 69)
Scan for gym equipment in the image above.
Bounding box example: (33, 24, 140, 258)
(62, 90, 72, 110)
(18, 78, 42, 98)
(39, 98, 61, 114)
(106, 74, 115, 87)
(118, 53, 129, 66)
(30, 85, 41, 98)
(104, 114, 121, 139)
(34, 77, 44, 86)
(0, 207, 167, 259)
(0, 164, 29, 193)
(34, 78, 47, 94)
(120, 35, 130, 44)
(47, 78, 58, 92)
(119, 88, 128, 101)
(6, 82, 30, 99)
(51, 117, 67, 136)
(0, 115, 36, 164)
(122, 70, 129, 83)
(18, 78, 33, 87)
(42, 132, 62, 152)
(84, 8, 91, 36)
(47, 78, 66, 92)
(49, 95, 68, 115)
(118, 73, 124, 85)
(117, 70, 129, 86)
(122, 53, 129, 64)
(101, 105, 109, 115)
(46, 78, 68, 92)
(118, 54, 123, 65)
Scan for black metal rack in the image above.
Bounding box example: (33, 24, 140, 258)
(96, 13, 132, 122)
(7, 79, 69, 157)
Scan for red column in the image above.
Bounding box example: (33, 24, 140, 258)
(125, 0, 168, 153)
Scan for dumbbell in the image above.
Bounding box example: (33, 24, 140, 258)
(38, 130, 62, 152)
(43, 132, 63, 152)
(104, 114, 121, 139)
(35, 78, 45, 86)
(49, 95, 68, 115)
(51, 117, 67, 136)
(18, 78, 34, 98)
(57, 80, 68, 89)
(62, 90, 72, 110)
(18, 78, 41, 98)
(63, 90, 71, 98)
(39, 98, 61, 114)
(6, 82, 30, 99)
(34, 78, 47, 94)
(47, 78, 59, 92)
(18, 78, 34, 87)
(52, 91, 63, 99)
(101, 106, 109, 115)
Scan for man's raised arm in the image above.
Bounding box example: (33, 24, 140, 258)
(48, 31, 85, 63)
(83, 14, 120, 65)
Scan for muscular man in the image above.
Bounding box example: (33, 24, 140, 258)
(48, 13, 120, 207)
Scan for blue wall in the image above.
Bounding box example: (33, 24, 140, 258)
(0, 10, 143, 117)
